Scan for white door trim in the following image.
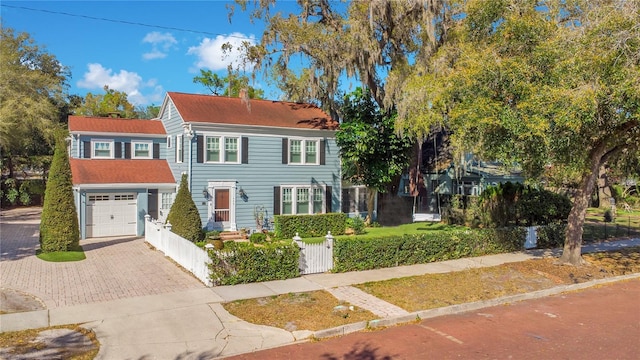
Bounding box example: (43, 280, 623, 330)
(207, 181, 237, 231)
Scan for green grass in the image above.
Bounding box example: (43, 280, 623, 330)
(583, 207, 640, 242)
(356, 221, 461, 238)
(36, 245, 86, 262)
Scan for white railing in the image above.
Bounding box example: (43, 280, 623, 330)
(293, 232, 334, 275)
(144, 215, 212, 286)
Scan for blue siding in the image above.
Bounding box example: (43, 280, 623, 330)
(159, 98, 341, 233)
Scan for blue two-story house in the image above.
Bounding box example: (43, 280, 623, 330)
(159, 92, 341, 233)
(69, 92, 341, 239)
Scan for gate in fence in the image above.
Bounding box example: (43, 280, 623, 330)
(293, 232, 334, 275)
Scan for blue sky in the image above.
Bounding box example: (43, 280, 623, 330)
(2, 1, 300, 106)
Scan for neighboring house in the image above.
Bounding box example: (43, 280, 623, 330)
(341, 182, 377, 220)
(68, 116, 176, 239)
(159, 92, 341, 233)
(398, 154, 525, 214)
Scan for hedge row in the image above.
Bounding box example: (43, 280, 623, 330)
(274, 212, 347, 238)
(536, 222, 567, 249)
(332, 227, 528, 273)
(207, 241, 299, 285)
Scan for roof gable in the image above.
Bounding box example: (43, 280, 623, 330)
(68, 116, 166, 135)
(167, 92, 338, 130)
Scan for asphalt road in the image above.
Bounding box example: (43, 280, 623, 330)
(227, 278, 640, 359)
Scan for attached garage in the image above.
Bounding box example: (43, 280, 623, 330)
(86, 193, 138, 237)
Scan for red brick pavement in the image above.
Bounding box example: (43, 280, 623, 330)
(0, 207, 204, 308)
(228, 278, 640, 359)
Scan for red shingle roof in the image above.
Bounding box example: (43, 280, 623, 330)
(70, 159, 175, 185)
(68, 116, 166, 135)
(168, 92, 339, 130)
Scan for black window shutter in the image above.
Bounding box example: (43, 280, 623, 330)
(325, 186, 332, 213)
(319, 140, 326, 165)
(281, 138, 288, 164)
(124, 143, 131, 159)
(273, 186, 281, 215)
(83, 141, 91, 158)
(153, 143, 160, 159)
(196, 135, 204, 163)
(241, 137, 249, 164)
(341, 189, 350, 213)
(114, 142, 122, 159)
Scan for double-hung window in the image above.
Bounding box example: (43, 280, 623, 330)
(205, 135, 240, 164)
(289, 139, 319, 165)
(281, 185, 325, 215)
(206, 137, 220, 162)
(92, 140, 114, 159)
(225, 137, 238, 162)
(132, 141, 152, 159)
(176, 135, 183, 163)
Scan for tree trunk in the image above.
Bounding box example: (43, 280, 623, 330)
(559, 155, 603, 265)
(366, 187, 376, 224)
(597, 164, 612, 208)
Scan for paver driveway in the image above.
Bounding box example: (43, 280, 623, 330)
(0, 207, 204, 308)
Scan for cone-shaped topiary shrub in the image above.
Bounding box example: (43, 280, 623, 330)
(40, 132, 80, 252)
(166, 173, 203, 242)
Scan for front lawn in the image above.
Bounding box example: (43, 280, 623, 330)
(584, 208, 640, 242)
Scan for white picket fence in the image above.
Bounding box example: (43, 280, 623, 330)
(144, 215, 212, 286)
(293, 232, 334, 275)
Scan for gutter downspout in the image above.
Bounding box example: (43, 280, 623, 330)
(183, 123, 194, 193)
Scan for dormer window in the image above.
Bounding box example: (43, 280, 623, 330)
(92, 140, 114, 159)
(133, 141, 152, 159)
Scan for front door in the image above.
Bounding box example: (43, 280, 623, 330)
(207, 182, 236, 231)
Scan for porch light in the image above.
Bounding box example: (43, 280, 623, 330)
(202, 187, 209, 199)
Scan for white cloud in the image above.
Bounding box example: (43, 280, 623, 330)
(142, 31, 177, 60)
(187, 32, 256, 71)
(77, 63, 161, 106)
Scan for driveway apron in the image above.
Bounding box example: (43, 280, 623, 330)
(0, 207, 204, 309)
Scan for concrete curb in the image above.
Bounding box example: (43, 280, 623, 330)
(306, 272, 640, 340)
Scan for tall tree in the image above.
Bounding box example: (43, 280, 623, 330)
(336, 88, 413, 220)
(40, 131, 80, 252)
(395, 0, 640, 265)
(0, 27, 69, 178)
(193, 69, 264, 99)
(73, 85, 137, 118)
(230, 0, 449, 114)
(135, 104, 161, 119)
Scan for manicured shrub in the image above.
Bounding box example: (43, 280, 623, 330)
(39, 134, 80, 252)
(346, 216, 366, 235)
(603, 209, 614, 223)
(333, 227, 525, 272)
(536, 222, 566, 248)
(249, 232, 267, 243)
(274, 213, 347, 238)
(208, 241, 299, 285)
(166, 174, 203, 242)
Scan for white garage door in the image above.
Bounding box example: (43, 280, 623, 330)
(86, 193, 137, 237)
